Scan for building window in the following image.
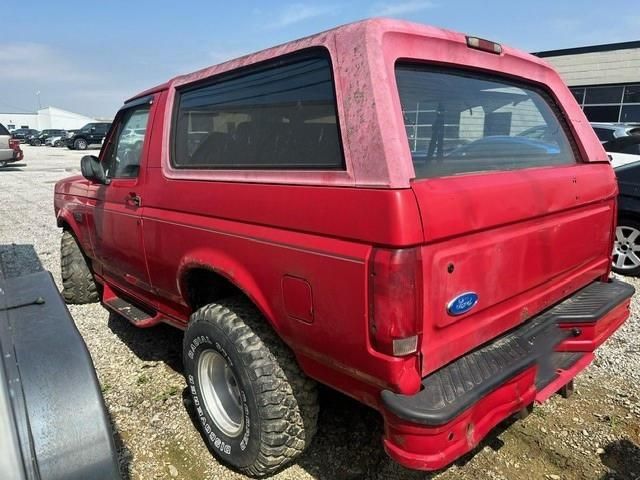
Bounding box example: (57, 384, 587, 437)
(570, 83, 640, 123)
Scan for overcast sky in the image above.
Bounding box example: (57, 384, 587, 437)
(3, 0, 639, 118)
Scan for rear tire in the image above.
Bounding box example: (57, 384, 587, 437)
(74, 138, 88, 150)
(183, 298, 319, 477)
(60, 230, 99, 304)
(612, 216, 640, 276)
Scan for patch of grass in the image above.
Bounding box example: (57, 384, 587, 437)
(137, 374, 151, 385)
(157, 385, 180, 402)
(101, 382, 112, 393)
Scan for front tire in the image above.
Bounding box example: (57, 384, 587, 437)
(183, 298, 319, 477)
(612, 217, 640, 276)
(74, 138, 88, 150)
(60, 230, 99, 304)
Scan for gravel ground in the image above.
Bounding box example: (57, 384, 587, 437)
(0, 145, 638, 480)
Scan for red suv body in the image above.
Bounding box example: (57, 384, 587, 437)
(54, 19, 633, 472)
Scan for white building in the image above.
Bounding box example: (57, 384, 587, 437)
(0, 106, 98, 131)
(535, 41, 640, 123)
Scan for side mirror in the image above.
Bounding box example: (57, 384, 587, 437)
(80, 155, 109, 185)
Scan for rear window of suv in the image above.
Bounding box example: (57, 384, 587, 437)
(395, 65, 576, 179)
(0, 124, 9, 136)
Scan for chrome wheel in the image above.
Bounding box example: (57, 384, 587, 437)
(197, 350, 244, 437)
(613, 225, 640, 271)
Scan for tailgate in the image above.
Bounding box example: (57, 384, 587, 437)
(413, 163, 617, 374)
(393, 62, 618, 375)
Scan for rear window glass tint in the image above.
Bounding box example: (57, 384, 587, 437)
(395, 65, 576, 179)
(173, 52, 344, 170)
(0, 124, 9, 136)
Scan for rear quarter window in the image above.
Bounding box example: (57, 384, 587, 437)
(395, 65, 577, 179)
(172, 51, 344, 170)
(0, 124, 9, 136)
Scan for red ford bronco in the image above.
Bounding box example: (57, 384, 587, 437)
(54, 19, 634, 476)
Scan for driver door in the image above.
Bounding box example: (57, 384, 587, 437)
(88, 97, 155, 300)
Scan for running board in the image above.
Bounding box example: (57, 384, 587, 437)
(102, 289, 162, 328)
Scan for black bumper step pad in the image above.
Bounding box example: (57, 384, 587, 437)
(381, 279, 634, 426)
(548, 279, 634, 323)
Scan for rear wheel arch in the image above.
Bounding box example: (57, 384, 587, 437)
(178, 258, 279, 332)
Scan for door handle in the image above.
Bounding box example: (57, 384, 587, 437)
(127, 192, 142, 207)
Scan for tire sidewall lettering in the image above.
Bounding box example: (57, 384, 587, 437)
(187, 332, 253, 459)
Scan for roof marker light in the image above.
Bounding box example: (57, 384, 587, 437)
(466, 36, 503, 55)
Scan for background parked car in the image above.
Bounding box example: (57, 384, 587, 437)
(45, 135, 65, 147)
(0, 265, 120, 480)
(65, 122, 111, 150)
(591, 122, 640, 143)
(29, 129, 67, 146)
(10, 128, 39, 143)
(605, 135, 640, 168)
(0, 123, 23, 168)
(613, 156, 640, 275)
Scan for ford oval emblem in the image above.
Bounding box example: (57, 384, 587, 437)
(447, 292, 479, 316)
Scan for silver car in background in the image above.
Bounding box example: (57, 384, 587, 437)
(0, 123, 23, 168)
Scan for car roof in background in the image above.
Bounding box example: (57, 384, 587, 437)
(591, 122, 640, 128)
(604, 135, 640, 152)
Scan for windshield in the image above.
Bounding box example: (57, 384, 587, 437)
(395, 65, 576, 179)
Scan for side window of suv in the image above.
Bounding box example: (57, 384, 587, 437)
(173, 51, 344, 170)
(103, 106, 150, 179)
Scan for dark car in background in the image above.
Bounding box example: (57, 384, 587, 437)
(591, 122, 640, 143)
(0, 266, 120, 479)
(65, 122, 111, 150)
(612, 143, 640, 275)
(11, 128, 39, 143)
(29, 129, 67, 146)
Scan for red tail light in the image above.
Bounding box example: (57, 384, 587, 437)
(368, 247, 422, 356)
(9, 139, 20, 151)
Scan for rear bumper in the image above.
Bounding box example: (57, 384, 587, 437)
(0, 149, 22, 163)
(380, 279, 634, 471)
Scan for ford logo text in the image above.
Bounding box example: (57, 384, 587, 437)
(447, 292, 479, 316)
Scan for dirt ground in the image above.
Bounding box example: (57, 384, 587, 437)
(0, 145, 638, 480)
